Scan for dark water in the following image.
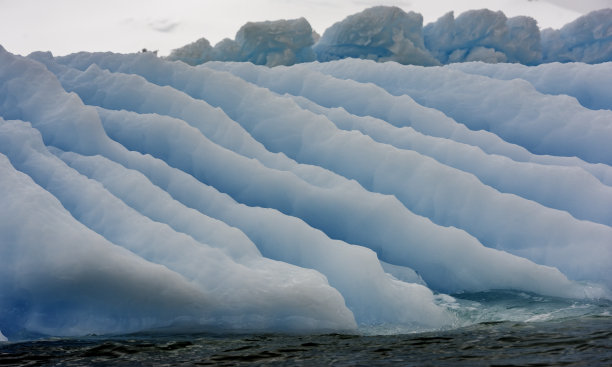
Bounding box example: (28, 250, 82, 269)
(2, 316, 611, 366)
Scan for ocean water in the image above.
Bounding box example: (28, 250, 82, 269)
(2, 291, 611, 366)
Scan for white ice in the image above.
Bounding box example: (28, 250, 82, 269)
(423, 9, 541, 65)
(541, 9, 612, 63)
(313, 6, 440, 66)
(40, 50, 611, 297)
(164, 7, 612, 66)
(1, 32, 611, 339)
(167, 18, 317, 67)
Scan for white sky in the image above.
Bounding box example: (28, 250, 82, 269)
(1, 0, 611, 57)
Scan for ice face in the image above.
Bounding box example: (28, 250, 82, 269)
(1, 43, 611, 339)
(314, 6, 440, 66)
(165, 7, 612, 67)
(41, 50, 610, 294)
(166, 37, 215, 66)
(234, 17, 316, 66)
(542, 9, 612, 63)
(167, 18, 316, 67)
(204, 60, 612, 284)
(423, 10, 542, 65)
(207, 61, 612, 226)
(0, 118, 358, 337)
(0, 48, 358, 338)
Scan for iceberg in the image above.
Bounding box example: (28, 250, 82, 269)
(0, 117, 358, 336)
(234, 17, 317, 66)
(1, 38, 611, 339)
(166, 7, 612, 67)
(208, 61, 612, 225)
(542, 9, 612, 63)
(167, 18, 316, 67)
(42, 50, 611, 292)
(313, 6, 440, 66)
(165, 37, 216, 66)
(423, 10, 542, 65)
(205, 60, 612, 281)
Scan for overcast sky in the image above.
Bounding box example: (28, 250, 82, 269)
(1, 0, 611, 57)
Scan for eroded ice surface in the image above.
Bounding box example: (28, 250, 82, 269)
(1, 45, 611, 340)
(167, 18, 317, 67)
(166, 7, 612, 67)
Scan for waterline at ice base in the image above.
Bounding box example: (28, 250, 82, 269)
(1, 6, 612, 341)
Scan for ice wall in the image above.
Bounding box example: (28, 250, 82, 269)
(48, 50, 612, 291)
(1, 44, 611, 339)
(166, 7, 612, 66)
(167, 18, 316, 67)
(313, 6, 440, 66)
(165, 37, 216, 66)
(541, 8, 612, 63)
(423, 10, 542, 65)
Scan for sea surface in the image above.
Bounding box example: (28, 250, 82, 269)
(1, 291, 611, 366)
